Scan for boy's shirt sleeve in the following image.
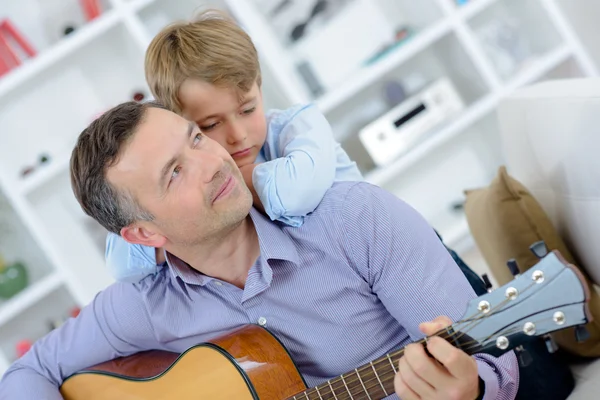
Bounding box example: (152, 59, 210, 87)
(105, 232, 161, 283)
(252, 104, 337, 226)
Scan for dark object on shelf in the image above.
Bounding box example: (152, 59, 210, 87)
(20, 166, 35, 177)
(290, 0, 328, 42)
(0, 259, 28, 299)
(383, 80, 407, 107)
(20, 152, 53, 179)
(64, 26, 76, 36)
(132, 91, 145, 102)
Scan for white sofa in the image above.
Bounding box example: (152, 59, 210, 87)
(498, 78, 600, 399)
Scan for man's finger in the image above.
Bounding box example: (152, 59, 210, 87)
(399, 345, 437, 397)
(426, 336, 478, 378)
(394, 369, 421, 400)
(419, 315, 453, 336)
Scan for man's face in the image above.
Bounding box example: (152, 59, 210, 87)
(107, 107, 253, 247)
(179, 80, 267, 168)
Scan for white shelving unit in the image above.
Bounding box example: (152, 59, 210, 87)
(0, 0, 597, 375)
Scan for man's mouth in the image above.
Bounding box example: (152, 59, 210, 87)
(231, 147, 252, 159)
(213, 175, 235, 203)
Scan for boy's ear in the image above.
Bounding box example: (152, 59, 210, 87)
(120, 224, 167, 248)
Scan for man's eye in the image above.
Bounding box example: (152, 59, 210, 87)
(171, 166, 181, 180)
(193, 133, 203, 146)
(242, 107, 256, 115)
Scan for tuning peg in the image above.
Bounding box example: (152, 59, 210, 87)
(506, 259, 520, 277)
(544, 334, 559, 353)
(515, 345, 533, 367)
(575, 325, 591, 343)
(529, 241, 548, 259)
(481, 274, 493, 292)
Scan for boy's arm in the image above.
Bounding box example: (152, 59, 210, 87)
(339, 183, 519, 400)
(0, 283, 157, 399)
(252, 104, 337, 225)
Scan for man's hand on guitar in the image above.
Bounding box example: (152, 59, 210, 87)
(394, 316, 480, 400)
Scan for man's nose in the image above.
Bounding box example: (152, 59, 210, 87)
(226, 121, 247, 145)
(190, 150, 225, 183)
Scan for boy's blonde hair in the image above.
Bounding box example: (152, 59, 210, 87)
(145, 10, 262, 114)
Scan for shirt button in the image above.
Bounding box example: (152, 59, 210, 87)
(257, 317, 267, 326)
(214, 281, 223, 286)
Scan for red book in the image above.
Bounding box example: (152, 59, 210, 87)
(80, 0, 101, 21)
(0, 19, 36, 57)
(0, 33, 21, 68)
(0, 53, 10, 77)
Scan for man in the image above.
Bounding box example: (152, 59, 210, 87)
(0, 102, 518, 399)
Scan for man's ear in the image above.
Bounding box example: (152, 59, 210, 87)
(120, 224, 167, 248)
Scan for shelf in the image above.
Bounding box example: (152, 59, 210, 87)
(18, 155, 71, 197)
(0, 273, 63, 327)
(456, 0, 502, 21)
(363, 45, 571, 186)
(364, 93, 496, 186)
(468, 0, 564, 81)
(316, 18, 453, 114)
(502, 45, 571, 92)
(0, 10, 122, 100)
(0, 284, 77, 365)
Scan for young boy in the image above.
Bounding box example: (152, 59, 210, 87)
(105, 10, 363, 282)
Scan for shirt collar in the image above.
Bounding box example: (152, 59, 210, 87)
(165, 208, 300, 286)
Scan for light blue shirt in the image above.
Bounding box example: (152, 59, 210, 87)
(105, 104, 362, 283)
(0, 182, 519, 400)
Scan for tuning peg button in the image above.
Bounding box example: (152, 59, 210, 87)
(530, 241, 548, 259)
(575, 325, 591, 343)
(506, 259, 520, 277)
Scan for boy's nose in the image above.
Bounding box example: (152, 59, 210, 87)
(226, 121, 247, 144)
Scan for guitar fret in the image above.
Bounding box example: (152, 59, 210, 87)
(387, 354, 397, 373)
(340, 375, 354, 400)
(315, 386, 323, 400)
(305, 392, 310, 400)
(370, 361, 389, 397)
(355, 368, 372, 400)
(328, 380, 339, 400)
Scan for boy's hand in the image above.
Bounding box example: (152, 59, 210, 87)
(394, 316, 480, 400)
(239, 164, 265, 213)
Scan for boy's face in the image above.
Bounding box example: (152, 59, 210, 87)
(179, 79, 267, 168)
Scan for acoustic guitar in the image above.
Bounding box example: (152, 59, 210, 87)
(60, 249, 592, 400)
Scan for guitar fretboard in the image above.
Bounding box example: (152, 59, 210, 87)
(287, 327, 471, 400)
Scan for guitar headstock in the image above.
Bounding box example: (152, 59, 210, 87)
(450, 250, 592, 357)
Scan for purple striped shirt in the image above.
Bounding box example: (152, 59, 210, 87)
(0, 182, 518, 399)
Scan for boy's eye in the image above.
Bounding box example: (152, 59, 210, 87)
(242, 107, 256, 115)
(200, 122, 218, 131)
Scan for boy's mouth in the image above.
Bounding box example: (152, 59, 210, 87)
(231, 147, 252, 159)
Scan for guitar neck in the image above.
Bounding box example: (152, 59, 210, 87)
(288, 327, 474, 400)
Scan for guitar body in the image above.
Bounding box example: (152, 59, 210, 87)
(60, 325, 307, 400)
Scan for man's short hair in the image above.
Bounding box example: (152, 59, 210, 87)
(144, 9, 261, 114)
(70, 101, 167, 234)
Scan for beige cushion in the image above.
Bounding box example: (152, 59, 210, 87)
(464, 166, 600, 357)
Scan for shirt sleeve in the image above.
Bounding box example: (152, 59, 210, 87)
(252, 104, 337, 226)
(340, 182, 519, 400)
(0, 282, 158, 399)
